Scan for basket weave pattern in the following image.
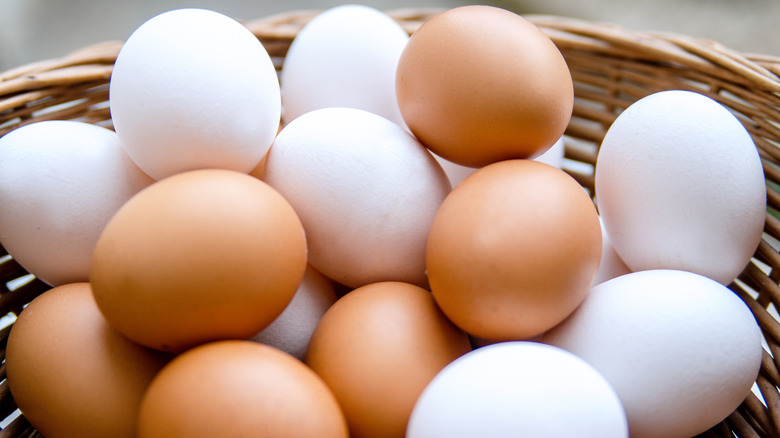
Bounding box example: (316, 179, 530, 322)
(1, 9, 780, 438)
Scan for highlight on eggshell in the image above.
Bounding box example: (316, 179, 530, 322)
(109, 8, 281, 180)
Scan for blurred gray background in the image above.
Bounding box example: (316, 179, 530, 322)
(1, 0, 779, 72)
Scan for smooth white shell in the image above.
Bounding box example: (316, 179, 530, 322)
(0, 121, 154, 286)
(263, 107, 451, 289)
(594, 90, 766, 285)
(406, 341, 628, 438)
(543, 269, 763, 438)
(109, 8, 281, 180)
(280, 5, 409, 126)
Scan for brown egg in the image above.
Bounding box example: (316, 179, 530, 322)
(90, 169, 307, 353)
(305, 281, 472, 438)
(138, 340, 348, 438)
(426, 159, 601, 341)
(5, 282, 170, 438)
(396, 5, 573, 168)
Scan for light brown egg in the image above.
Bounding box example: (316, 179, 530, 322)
(5, 282, 170, 438)
(396, 5, 573, 168)
(426, 159, 601, 341)
(137, 340, 348, 438)
(90, 169, 307, 353)
(304, 281, 472, 438)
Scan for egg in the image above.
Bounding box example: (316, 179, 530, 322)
(434, 136, 566, 187)
(263, 107, 451, 289)
(6, 282, 170, 438)
(594, 90, 766, 285)
(406, 341, 628, 438)
(304, 281, 472, 438)
(90, 169, 307, 353)
(138, 340, 348, 438)
(592, 216, 632, 286)
(396, 5, 573, 167)
(0, 120, 154, 286)
(280, 5, 409, 126)
(426, 159, 601, 341)
(250, 265, 338, 361)
(109, 8, 281, 180)
(542, 269, 763, 438)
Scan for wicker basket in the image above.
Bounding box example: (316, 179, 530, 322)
(1, 8, 780, 438)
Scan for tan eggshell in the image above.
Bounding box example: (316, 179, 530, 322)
(396, 5, 573, 168)
(305, 281, 472, 438)
(90, 169, 307, 353)
(138, 340, 348, 438)
(6, 282, 170, 438)
(426, 159, 602, 341)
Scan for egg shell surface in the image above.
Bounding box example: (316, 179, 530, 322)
(138, 340, 348, 438)
(250, 265, 338, 361)
(0, 120, 154, 286)
(426, 159, 602, 341)
(396, 5, 573, 167)
(109, 8, 281, 180)
(305, 281, 472, 438)
(406, 341, 628, 438)
(280, 5, 409, 127)
(263, 107, 451, 289)
(595, 90, 766, 285)
(90, 169, 307, 353)
(6, 282, 170, 438)
(543, 269, 763, 438)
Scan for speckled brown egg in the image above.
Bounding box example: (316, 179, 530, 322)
(304, 281, 472, 438)
(426, 159, 601, 341)
(396, 5, 573, 168)
(5, 282, 170, 438)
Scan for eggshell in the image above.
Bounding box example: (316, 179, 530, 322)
(435, 136, 566, 187)
(406, 341, 628, 438)
(426, 159, 601, 341)
(280, 5, 409, 126)
(543, 269, 763, 438)
(90, 169, 307, 353)
(396, 5, 573, 167)
(250, 265, 338, 360)
(0, 120, 154, 286)
(594, 90, 766, 285)
(305, 281, 472, 438)
(6, 282, 170, 438)
(138, 340, 348, 438)
(263, 107, 451, 289)
(109, 8, 281, 180)
(592, 216, 631, 286)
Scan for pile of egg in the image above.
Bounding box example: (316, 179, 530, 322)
(0, 5, 768, 438)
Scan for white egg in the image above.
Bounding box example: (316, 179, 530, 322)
(594, 90, 765, 285)
(263, 107, 451, 289)
(109, 8, 281, 180)
(435, 136, 565, 187)
(543, 269, 763, 438)
(406, 341, 628, 438)
(592, 215, 631, 286)
(280, 5, 409, 126)
(0, 121, 154, 286)
(249, 266, 338, 361)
